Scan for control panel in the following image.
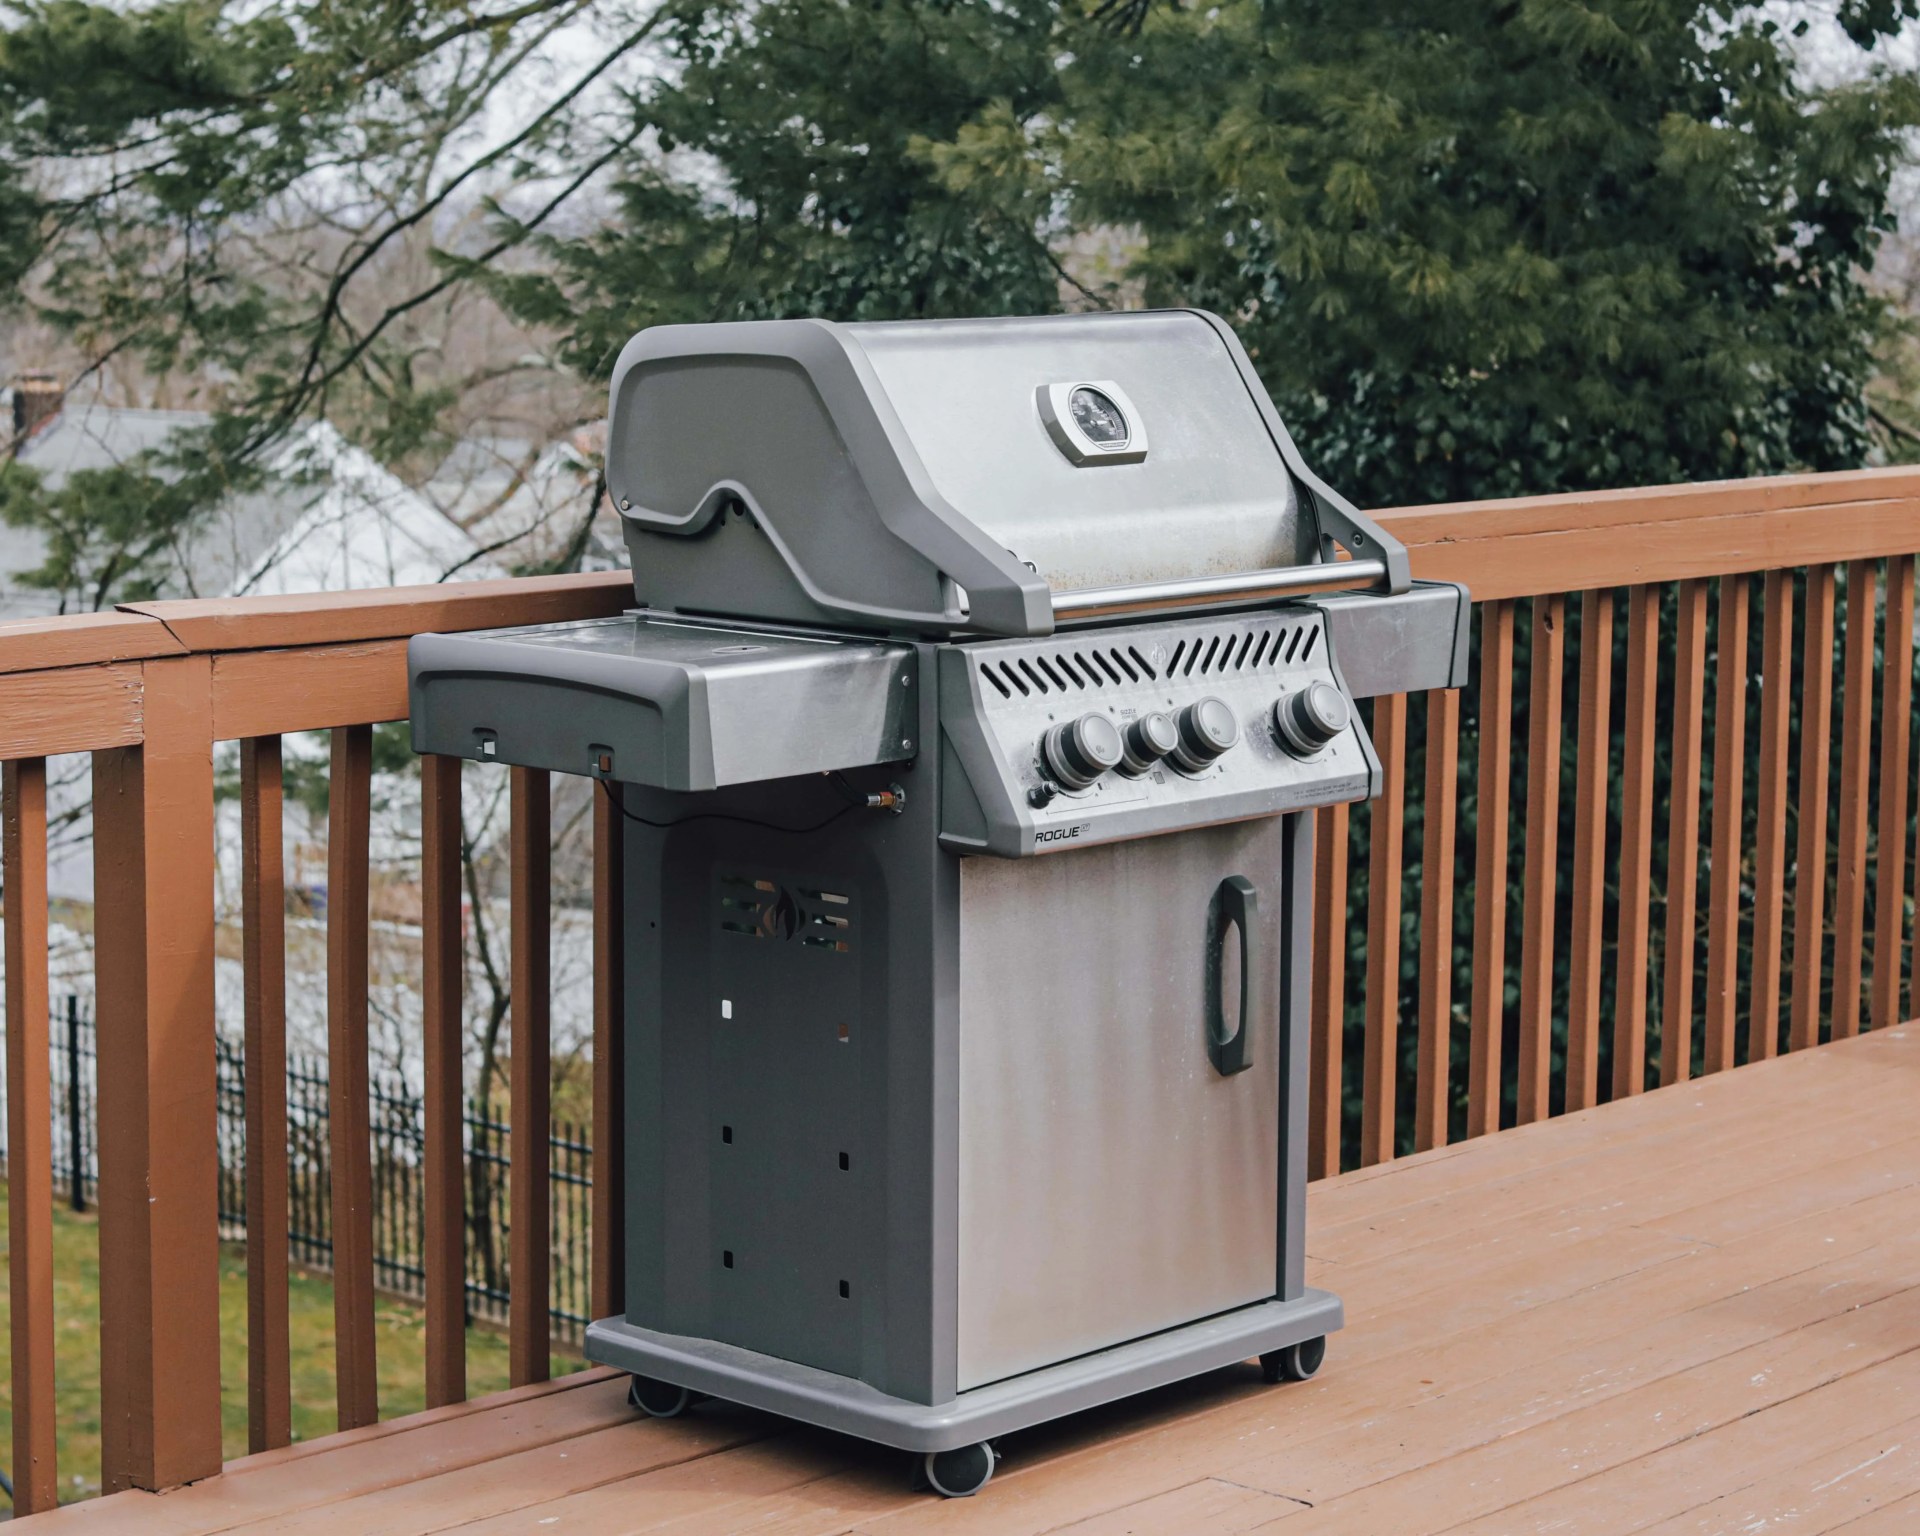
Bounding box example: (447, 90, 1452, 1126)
(937, 608, 1380, 857)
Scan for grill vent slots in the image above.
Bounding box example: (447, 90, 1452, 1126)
(718, 874, 854, 953)
(979, 621, 1318, 700)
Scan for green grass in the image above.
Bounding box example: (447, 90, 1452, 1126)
(0, 1183, 579, 1504)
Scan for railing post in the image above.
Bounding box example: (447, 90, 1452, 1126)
(91, 655, 223, 1493)
(6, 757, 58, 1512)
(66, 994, 84, 1213)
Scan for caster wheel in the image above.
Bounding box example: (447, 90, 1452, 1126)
(922, 1441, 997, 1498)
(1260, 1335, 1327, 1384)
(628, 1374, 693, 1418)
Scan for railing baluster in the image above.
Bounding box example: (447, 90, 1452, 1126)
(92, 655, 223, 1492)
(1309, 802, 1348, 1178)
(591, 783, 627, 1320)
(510, 766, 552, 1384)
(4, 757, 57, 1511)
(1469, 599, 1516, 1138)
(1832, 560, 1878, 1040)
(1361, 692, 1407, 1166)
(1660, 579, 1709, 1086)
(1518, 594, 1566, 1125)
(240, 735, 292, 1452)
(1704, 575, 1752, 1074)
(421, 753, 466, 1406)
(1791, 565, 1838, 1052)
(1750, 570, 1794, 1063)
(328, 722, 378, 1430)
(1614, 585, 1659, 1099)
(1566, 590, 1613, 1112)
(1871, 553, 1914, 1031)
(1415, 688, 1460, 1151)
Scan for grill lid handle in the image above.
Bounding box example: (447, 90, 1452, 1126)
(1051, 558, 1389, 623)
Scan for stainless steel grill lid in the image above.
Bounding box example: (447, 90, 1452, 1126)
(605, 310, 1406, 638)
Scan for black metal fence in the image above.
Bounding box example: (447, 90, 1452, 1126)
(32, 996, 594, 1338)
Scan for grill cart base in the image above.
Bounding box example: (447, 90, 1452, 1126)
(585, 1287, 1342, 1455)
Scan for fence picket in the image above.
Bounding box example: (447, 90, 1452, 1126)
(1704, 575, 1751, 1075)
(328, 723, 378, 1431)
(1872, 554, 1914, 1032)
(1614, 585, 1659, 1099)
(239, 735, 292, 1452)
(1791, 566, 1839, 1052)
(1832, 560, 1878, 1040)
(1750, 570, 1794, 1063)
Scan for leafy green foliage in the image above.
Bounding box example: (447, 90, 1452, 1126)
(493, 0, 1068, 378)
(1035, 0, 1920, 506)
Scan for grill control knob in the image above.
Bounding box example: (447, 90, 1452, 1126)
(1275, 681, 1351, 757)
(1117, 712, 1179, 777)
(1040, 712, 1123, 791)
(1171, 697, 1239, 773)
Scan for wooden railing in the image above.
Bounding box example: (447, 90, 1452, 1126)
(0, 468, 1916, 1513)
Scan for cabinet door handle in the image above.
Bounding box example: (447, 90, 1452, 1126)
(1206, 875, 1260, 1076)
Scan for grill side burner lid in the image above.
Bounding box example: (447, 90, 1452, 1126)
(605, 311, 1407, 640)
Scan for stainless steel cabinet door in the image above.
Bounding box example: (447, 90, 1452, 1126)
(956, 820, 1285, 1390)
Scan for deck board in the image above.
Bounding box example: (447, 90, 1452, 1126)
(32, 1027, 1920, 1536)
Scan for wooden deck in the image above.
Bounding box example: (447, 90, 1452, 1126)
(31, 1025, 1920, 1535)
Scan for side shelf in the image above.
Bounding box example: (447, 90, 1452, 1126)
(408, 613, 916, 792)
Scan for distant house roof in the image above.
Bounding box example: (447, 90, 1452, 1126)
(1, 402, 309, 615)
(0, 403, 501, 616)
(235, 423, 505, 595)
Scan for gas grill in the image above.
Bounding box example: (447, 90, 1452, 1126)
(408, 311, 1468, 1498)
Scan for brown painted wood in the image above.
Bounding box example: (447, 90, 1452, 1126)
(1377, 467, 1920, 601)
(420, 753, 466, 1409)
(1749, 570, 1794, 1065)
(89, 656, 223, 1492)
(1362, 692, 1408, 1167)
(1565, 591, 1613, 1113)
(1415, 689, 1460, 1153)
(4, 757, 56, 1512)
(1831, 561, 1877, 1040)
(239, 736, 292, 1453)
(1468, 600, 1516, 1138)
(1704, 575, 1752, 1075)
(1871, 554, 1915, 1032)
(120, 569, 631, 653)
(1379, 463, 1920, 544)
(0, 662, 144, 758)
(1790, 566, 1838, 1052)
(1309, 802, 1349, 1180)
(510, 766, 553, 1385)
(1517, 594, 1566, 1125)
(1661, 580, 1709, 1086)
(0, 610, 183, 674)
(1613, 586, 1659, 1100)
(591, 785, 627, 1320)
(328, 723, 379, 1431)
(212, 640, 408, 739)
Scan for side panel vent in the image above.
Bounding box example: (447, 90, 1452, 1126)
(718, 873, 855, 953)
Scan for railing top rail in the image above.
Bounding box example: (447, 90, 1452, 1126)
(2, 464, 1918, 684)
(1376, 464, 1920, 600)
